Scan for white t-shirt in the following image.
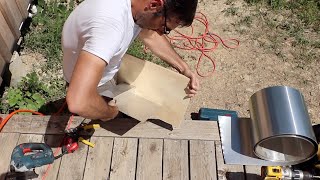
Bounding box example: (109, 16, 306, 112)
(62, 0, 141, 86)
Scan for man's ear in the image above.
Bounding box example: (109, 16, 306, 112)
(147, 0, 164, 13)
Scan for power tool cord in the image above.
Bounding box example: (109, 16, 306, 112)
(41, 114, 74, 180)
(166, 12, 240, 77)
(0, 109, 44, 132)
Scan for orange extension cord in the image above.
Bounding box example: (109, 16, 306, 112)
(0, 101, 69, 132)
(0, 109, 44, 132)
(166, 12, 240, 77)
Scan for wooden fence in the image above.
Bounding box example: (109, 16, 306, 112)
(0, 0, 31, 85)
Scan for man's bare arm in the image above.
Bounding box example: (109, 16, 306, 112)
(138, 29, 200, 97)
(66, 50, 118, 120)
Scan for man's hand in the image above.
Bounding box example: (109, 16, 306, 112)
(100, 99, 119, 121)
(183, 69, 200, 98)
(138, 29, 200, 97)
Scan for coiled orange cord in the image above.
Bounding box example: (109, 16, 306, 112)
(167, 12, 240, 77)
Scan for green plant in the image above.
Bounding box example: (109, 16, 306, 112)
(241, 0, 319, 66)
(226, 0, 236, 5)
(244, 0, 286, 8)
(239, 16, 253, 27)
(127, 40, 169, 67)
(127, 40, 154, 61)
(269, 0, 286, 9)
(223, 6, 239, 16)
(287, 0, 320, 29)
(8, 0, 72, 113)
(294, 48, 318, 68)
(245, 0, 320, 31)
(1, 72, 48, 114)
(23, 0, 74, 70)
(311, 41, 320, 49)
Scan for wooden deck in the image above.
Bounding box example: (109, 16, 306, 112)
(0, 114, 262, 180)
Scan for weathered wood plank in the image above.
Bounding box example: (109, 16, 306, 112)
(0, 10, 14, 62)
(190, 140, 217, 180)
(57, 140, 88, 180)
(163, 139, 189, 180)
(1, 115, 219, 140)
(0, 133, 20, 180)
(31, 115, 82, 134)
(0, 0, 22, 38)
(37, 135, 64, 180)
(1, 114, 36, 133)
(245, 166, 263, 180)
(15, 0, 30, 19)
(83, 137, 114, 180)
(1, 115, 84, 135)
(17, 134, 43, 144)
(109, 138, 138, 180)
(93, 119, 219, 140)
(136, 138, 163, 180)
(216, 141, 245, 180)
(0, 54, 6, 76)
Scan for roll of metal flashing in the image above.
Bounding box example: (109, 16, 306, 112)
(249, 86, 317, 164)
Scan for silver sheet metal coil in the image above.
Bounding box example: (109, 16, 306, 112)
(249, 86, 318, 164)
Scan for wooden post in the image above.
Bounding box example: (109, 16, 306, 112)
(0, 0, 23, 38)
(0, 10, 15, 63)
(0, 53, 6, 86)
(0, 53, 6, 76)
(15, 0, 31, 19)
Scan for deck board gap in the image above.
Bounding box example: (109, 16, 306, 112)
(134, 138, 140, 180)
(214, 141, 219, 180)
(82, 145, 90, 180)
(108, 137, 116, 180)
(56, 157, 62, 180)
(161, 139, 164, 180)
(243, 166, 247, 180)
(187, 140, 191, 180)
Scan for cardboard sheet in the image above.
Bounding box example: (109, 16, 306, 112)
(102, 54, 190, 128)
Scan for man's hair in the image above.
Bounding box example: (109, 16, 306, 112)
(165, 0, 198, 27)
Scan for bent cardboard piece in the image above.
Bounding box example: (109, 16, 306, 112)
(109, 54, 190, 128)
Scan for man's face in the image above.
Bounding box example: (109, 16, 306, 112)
(135, 8, 179, 35)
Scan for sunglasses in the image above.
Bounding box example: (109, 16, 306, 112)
(163, 5, 171, 34)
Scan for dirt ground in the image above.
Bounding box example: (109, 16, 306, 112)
(15, 0, 319, 124)
(176, 0, 320, 123)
